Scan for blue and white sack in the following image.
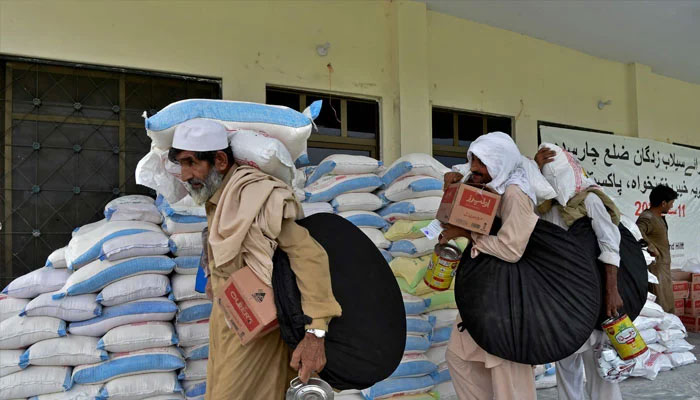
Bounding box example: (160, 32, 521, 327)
(98, 322, 179, 353)
(44, 247, 67, 269)
(430, 363, 451, 384)
(171, 274, 207, 302)
(100, 231, 170, 262)
(380, 154, 450, 187)
(54, 256, 174, 299)
(177, 300, 212, 324)
(20, 336, 107, 368)
(388, 237, 438, 258)
(331, 193, 383, 213)
(169, 233, 204, 257)
(404, 335, 431, 355)
(177, 359, 207, 381)
(183, 344, 209, 361)
(72, 346, 184, 384)
(362, 375, 435, 399)
(68, 298, 177, 337)
(390, 354, 438, 378)
(28, 384, 102, 400)
(338, 211, 389, 230)
(2, 268, 70, 299)
(306, 155, 382, 186)
(402, 293, 428, 316)
(176, 321, 210, 348)
(0, 316, 66, 350)
(384, 175, 444, 202)
(406, 315, 434, 336)
(359, 228, 391, 249)
(104, 195, 162, 224)
(0, 366, 73, 399)
(22, 293, 101, 322)
(97, 371, 182, 400)
(379, 249, 394, 264)
(174, 256, 201, 275)
(183, 380, 206, 400)
(0, 349, 23, 377)
(304, 174, 382, 203)
(65, 221, 164, 269)
(378, 197, 442, 223)
(156, 195, 207, 235)
(97, 274, 171, 307)
(430, 326, 452, 347)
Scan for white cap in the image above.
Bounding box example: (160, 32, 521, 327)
(172, 119, 228, 152)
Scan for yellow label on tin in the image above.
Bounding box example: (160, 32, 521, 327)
(603, 315, 648, 360)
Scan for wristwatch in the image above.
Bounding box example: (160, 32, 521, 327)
(306, 329, 326, 338)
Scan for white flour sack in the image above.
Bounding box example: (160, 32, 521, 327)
(183, 344, 209, 361)
(54, 256, 175, 299)
(28, 384, 102, 400)
(97, 274, 171, 307)
(104, 195, 162, 224)
(388, 237, 438, 258)
(169, 233, 204, 257)
(22, 292, 101, 322)
(0, 349, 23, 378)
(171, 274, 207, 302)
(175, 321, 210, 348)
(304, 174, 383, 203)
(1, 268, 71, 299)
(71, 218, 108, 237)
(101, 231, 170, 262)
(338, 211, 390, 230)
(44, 247, 67, 269)
(136, 148, 190, 204)
(228, 129, 295, 185)
(521, 156, 557, 205)
(177, 359, 207, 381)
(99, 321, 178, 353)
(174, 256, 200, 275)
(359, 228, 391, 249)
(162, 216, 208, 236)
(0, 295, 29, 323)
(362, 375, 435, 400)
(540, 143, 593, 206)
(68, 297, 177, 337)
(384, 175, 444, 202)
(0, 316, 66, 350)
(156, 195, 207, 235)
(378, 197, 442, 222)
(0, 366, 73, 400)
(305, 155, 383, 186)
(176, 300, 212, 324)
(72, 346, 184, 385)
(98, 372, 182, 400)
(144, 98, 322, 162)
(183, 380, 206, 400)
(65, 220, 164, 269)
(331, 193, 383, 212)
(301, 202, 333, 217)
(380, 154, 450, 187)
(20, 336, 107, 368)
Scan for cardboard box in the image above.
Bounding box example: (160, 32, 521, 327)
(691, 282, 700, 300)
(215, 267, 278, 345)
(684, 298, 700, 317)
(670, 271, 700, 299)
(436, 183, 501, 235)
(673, 281, 690, 299)
(680, 315, 700, 333)
(674, 298, 685, 316)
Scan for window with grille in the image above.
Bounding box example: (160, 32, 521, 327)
(265, 87, 380, 165)
(0, 58, 221, 287)
(432, 107, 513, 167)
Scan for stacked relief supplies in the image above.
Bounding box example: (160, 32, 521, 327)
(0, 195, 211, 400)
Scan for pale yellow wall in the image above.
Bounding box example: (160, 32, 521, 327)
(1, 0, 698, 164)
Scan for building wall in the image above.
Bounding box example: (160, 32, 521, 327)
(2, 0, 698, 163)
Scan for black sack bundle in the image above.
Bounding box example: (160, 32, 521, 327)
(568, 218, 648, 326)
(272, 213, 406, 390)
(455, 218, 602, 365)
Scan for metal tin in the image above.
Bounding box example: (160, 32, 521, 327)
(602, 314, 648, 360)
(286, 377, 334, 400)
(424, 244, 462, 291)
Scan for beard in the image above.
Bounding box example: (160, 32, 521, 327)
(183, 169, 224, 206)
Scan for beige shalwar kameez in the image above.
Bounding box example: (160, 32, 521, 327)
(636, 210, 674, 313)
(446, 185, 538, 400)
(204, 165, 342, 400)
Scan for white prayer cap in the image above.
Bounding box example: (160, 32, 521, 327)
(172, 119, 228, 152)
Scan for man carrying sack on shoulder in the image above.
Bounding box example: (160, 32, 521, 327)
(168, 119, 342, 400)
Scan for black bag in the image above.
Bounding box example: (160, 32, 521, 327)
(455, 218, 602, 365)
(568, 219, 648, 326)
(272, 213, 406, 390)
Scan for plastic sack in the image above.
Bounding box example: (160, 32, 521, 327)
(431, 326, 452, 346)
(641, 301, 667, 319)
(0, 316, 66, 350)
(389, 354, 437, 378)
(406, 315, 434, 336)
(305, 174, 382, 203)
(331, 193, 383, 212)
(169, 233, 204, 257)
(97, 274, 171, 307)
(383, 175, 443, 202)
(657, 313, 686, 332)
(0, 366, 72, 400)
(404, 335, 431, 355)
(2, 268, 71, 299)
(0, 349, 23, 378)
(183, 344, 209, 361)
(173, 257, 200, 275)
(0, 295, 29, 323)
(45, 247, 67, 269)
(428, 309, 459, 329)
(422, 290, 457, 312)
(68, 298, 177, 337)
(359, 228, 391, 249)
(176, 300, 212, 323)
(22, 292, 101, 322)
(301, 202, 333, 217)
(389, 237, 437, 258)
(177, 359, 207, 381)
(72, 346, 184, 384)
(28, 384, 102, 400)
(633, 315, 661, 331)
(175, 321, 209, 348)
(362, 375, 435, 400)
(378, 197, 442, 223)
(521, 156, 557, 205)
(99, 322, 178, 353)
(391, 256, 431, 290)
(426, 345, 448, 365)
(99, 231, 170, 261)
(306, 155, 382, 186)
(384, 220, 433, 241)
(135, 148, 189, 204)
(338, 211, 389, 230)
(660, 338, 694, 353)
(20, 336, 107, 368)
(228, 129, 295, 185)
(171, 274, 208, 302)
(594, 344, 635, 383)
(97, 371, 182, 400)
(380, 154, 450, 187)
(639, 329, 659, 345)
(104, 196, 162, 224)
(668, 351, 697, 367)
(539, 143, 592, 206)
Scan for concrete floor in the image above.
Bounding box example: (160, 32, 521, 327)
(537, 332, 700, 400)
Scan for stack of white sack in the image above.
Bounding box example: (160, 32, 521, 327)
(155, 195, 206, 259)
(136, 99, 323, 204)
(0, 195, 193, 400)
(629, 297, 696, 381)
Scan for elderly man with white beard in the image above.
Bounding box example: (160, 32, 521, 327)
(167, 119, 342, 400)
